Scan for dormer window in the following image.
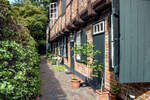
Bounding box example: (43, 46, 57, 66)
(49, 2, 58, 28)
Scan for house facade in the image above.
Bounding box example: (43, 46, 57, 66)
(47, 0, 150, 99)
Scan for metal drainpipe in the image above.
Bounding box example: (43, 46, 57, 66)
(111, 0, 115, 69)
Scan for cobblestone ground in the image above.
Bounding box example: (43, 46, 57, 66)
(39, 56, 97, 100)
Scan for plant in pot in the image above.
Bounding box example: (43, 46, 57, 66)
(71, 77, 81, 89)
(110, 83, 121, 100)
(50, 58, 57, 65)
(72, 43, 105, 93)
(46, 53, 54, 63)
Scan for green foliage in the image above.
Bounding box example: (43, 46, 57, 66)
(73, 43, 103, 77)
(0, 1, 41, 99)
(46, 53, 55, 60)
(71, 77, 77, 80)
(0, 41, 40, 100)
(50, 59, 57, 65)
(12, 1, 48, 54)
(42, 0, 51, 7)
(110, 83, 121, 95)
(13, 2, 47, 40)
(53, 65, 66, 72)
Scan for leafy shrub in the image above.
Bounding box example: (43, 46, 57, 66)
(73, 43, 103, 77)
(46, 53, 55, 60)
(0, 41, 40, 100)
(12, 2, 48, 54)
(50, 59, 56, 65)
(0, 1, 41, 99)
(54, 65, 66, 72)
(111, 83, 121, 95)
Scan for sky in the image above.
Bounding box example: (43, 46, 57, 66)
(8, 0, 15, 4)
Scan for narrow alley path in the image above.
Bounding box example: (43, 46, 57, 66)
(39, 56, 97, 100)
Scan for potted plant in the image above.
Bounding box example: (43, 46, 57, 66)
(71, 77, 81, 89)
(73, 43, 103, 78)
(50, 59, 56, 65)
(73, 43, 108, 98)
(110, 83, 121, 100)
(96, 89, 109, 100)
(46, 53, 54, 63)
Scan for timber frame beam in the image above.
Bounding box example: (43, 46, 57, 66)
(50, 0, 111, 41)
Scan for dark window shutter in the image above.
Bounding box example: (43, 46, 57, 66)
(63, 36, 68, 58)
(108, 15, 112, 70)
(81, 29, 87, 62)
(62, 0, 66, 14)
(113, 16, 119, 79)
(119, 0, 150, 83)
(56, 42, 58, 56)
(61, 39, 64, 57)
(81, 29, 86, 46)
(46, 43, 51, 53)
(57, 41, 60, 56)
(66, 37, 68, 57)
(63, 36, 66, 57)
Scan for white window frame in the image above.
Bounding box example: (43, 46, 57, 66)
(49, 2, 58, 28)
(93, 21, 105, 35)
(75, 31, 81, 61)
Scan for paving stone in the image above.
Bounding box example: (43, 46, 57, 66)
(40, 56, 97, 100)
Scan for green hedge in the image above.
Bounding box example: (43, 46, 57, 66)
(0, 0, 41, 99)
(0, 41, 40, 100)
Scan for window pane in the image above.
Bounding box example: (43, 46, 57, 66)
(75, 31, 81, 60)
(97, 24, 100, 32)
(95, 26, 97, 33)
(100, 23, 103, 31)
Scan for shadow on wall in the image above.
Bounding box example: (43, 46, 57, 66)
(40, 56, 67, 100)
(109, 72, 150, 100)
(120, 83, 150, 100)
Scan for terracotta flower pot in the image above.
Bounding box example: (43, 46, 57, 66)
(96, 90, 109, 100)
(71, 79, 81, 89)
(110, 95, 116, 100)
(47, 60, 51, 63)
(36, 96, 40, 100)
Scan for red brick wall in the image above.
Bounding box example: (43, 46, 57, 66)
(51, 18, 150, 100)
(104, 16, 112, 91)
(74, 25, 93, 78)
(51, 10, 150, 100)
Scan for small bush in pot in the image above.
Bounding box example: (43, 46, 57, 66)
(110, 83, 121, 100)
(71, 77, 81, 89)
(46, 53, 55, 63)
(50, 59, 57, 65)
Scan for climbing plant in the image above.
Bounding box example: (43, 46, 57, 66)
(73, 43, 105, 90)
(73, 43, 103, 77)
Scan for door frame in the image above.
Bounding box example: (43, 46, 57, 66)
(70, 34, 75, 73)
(91, 19, 106, 89)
